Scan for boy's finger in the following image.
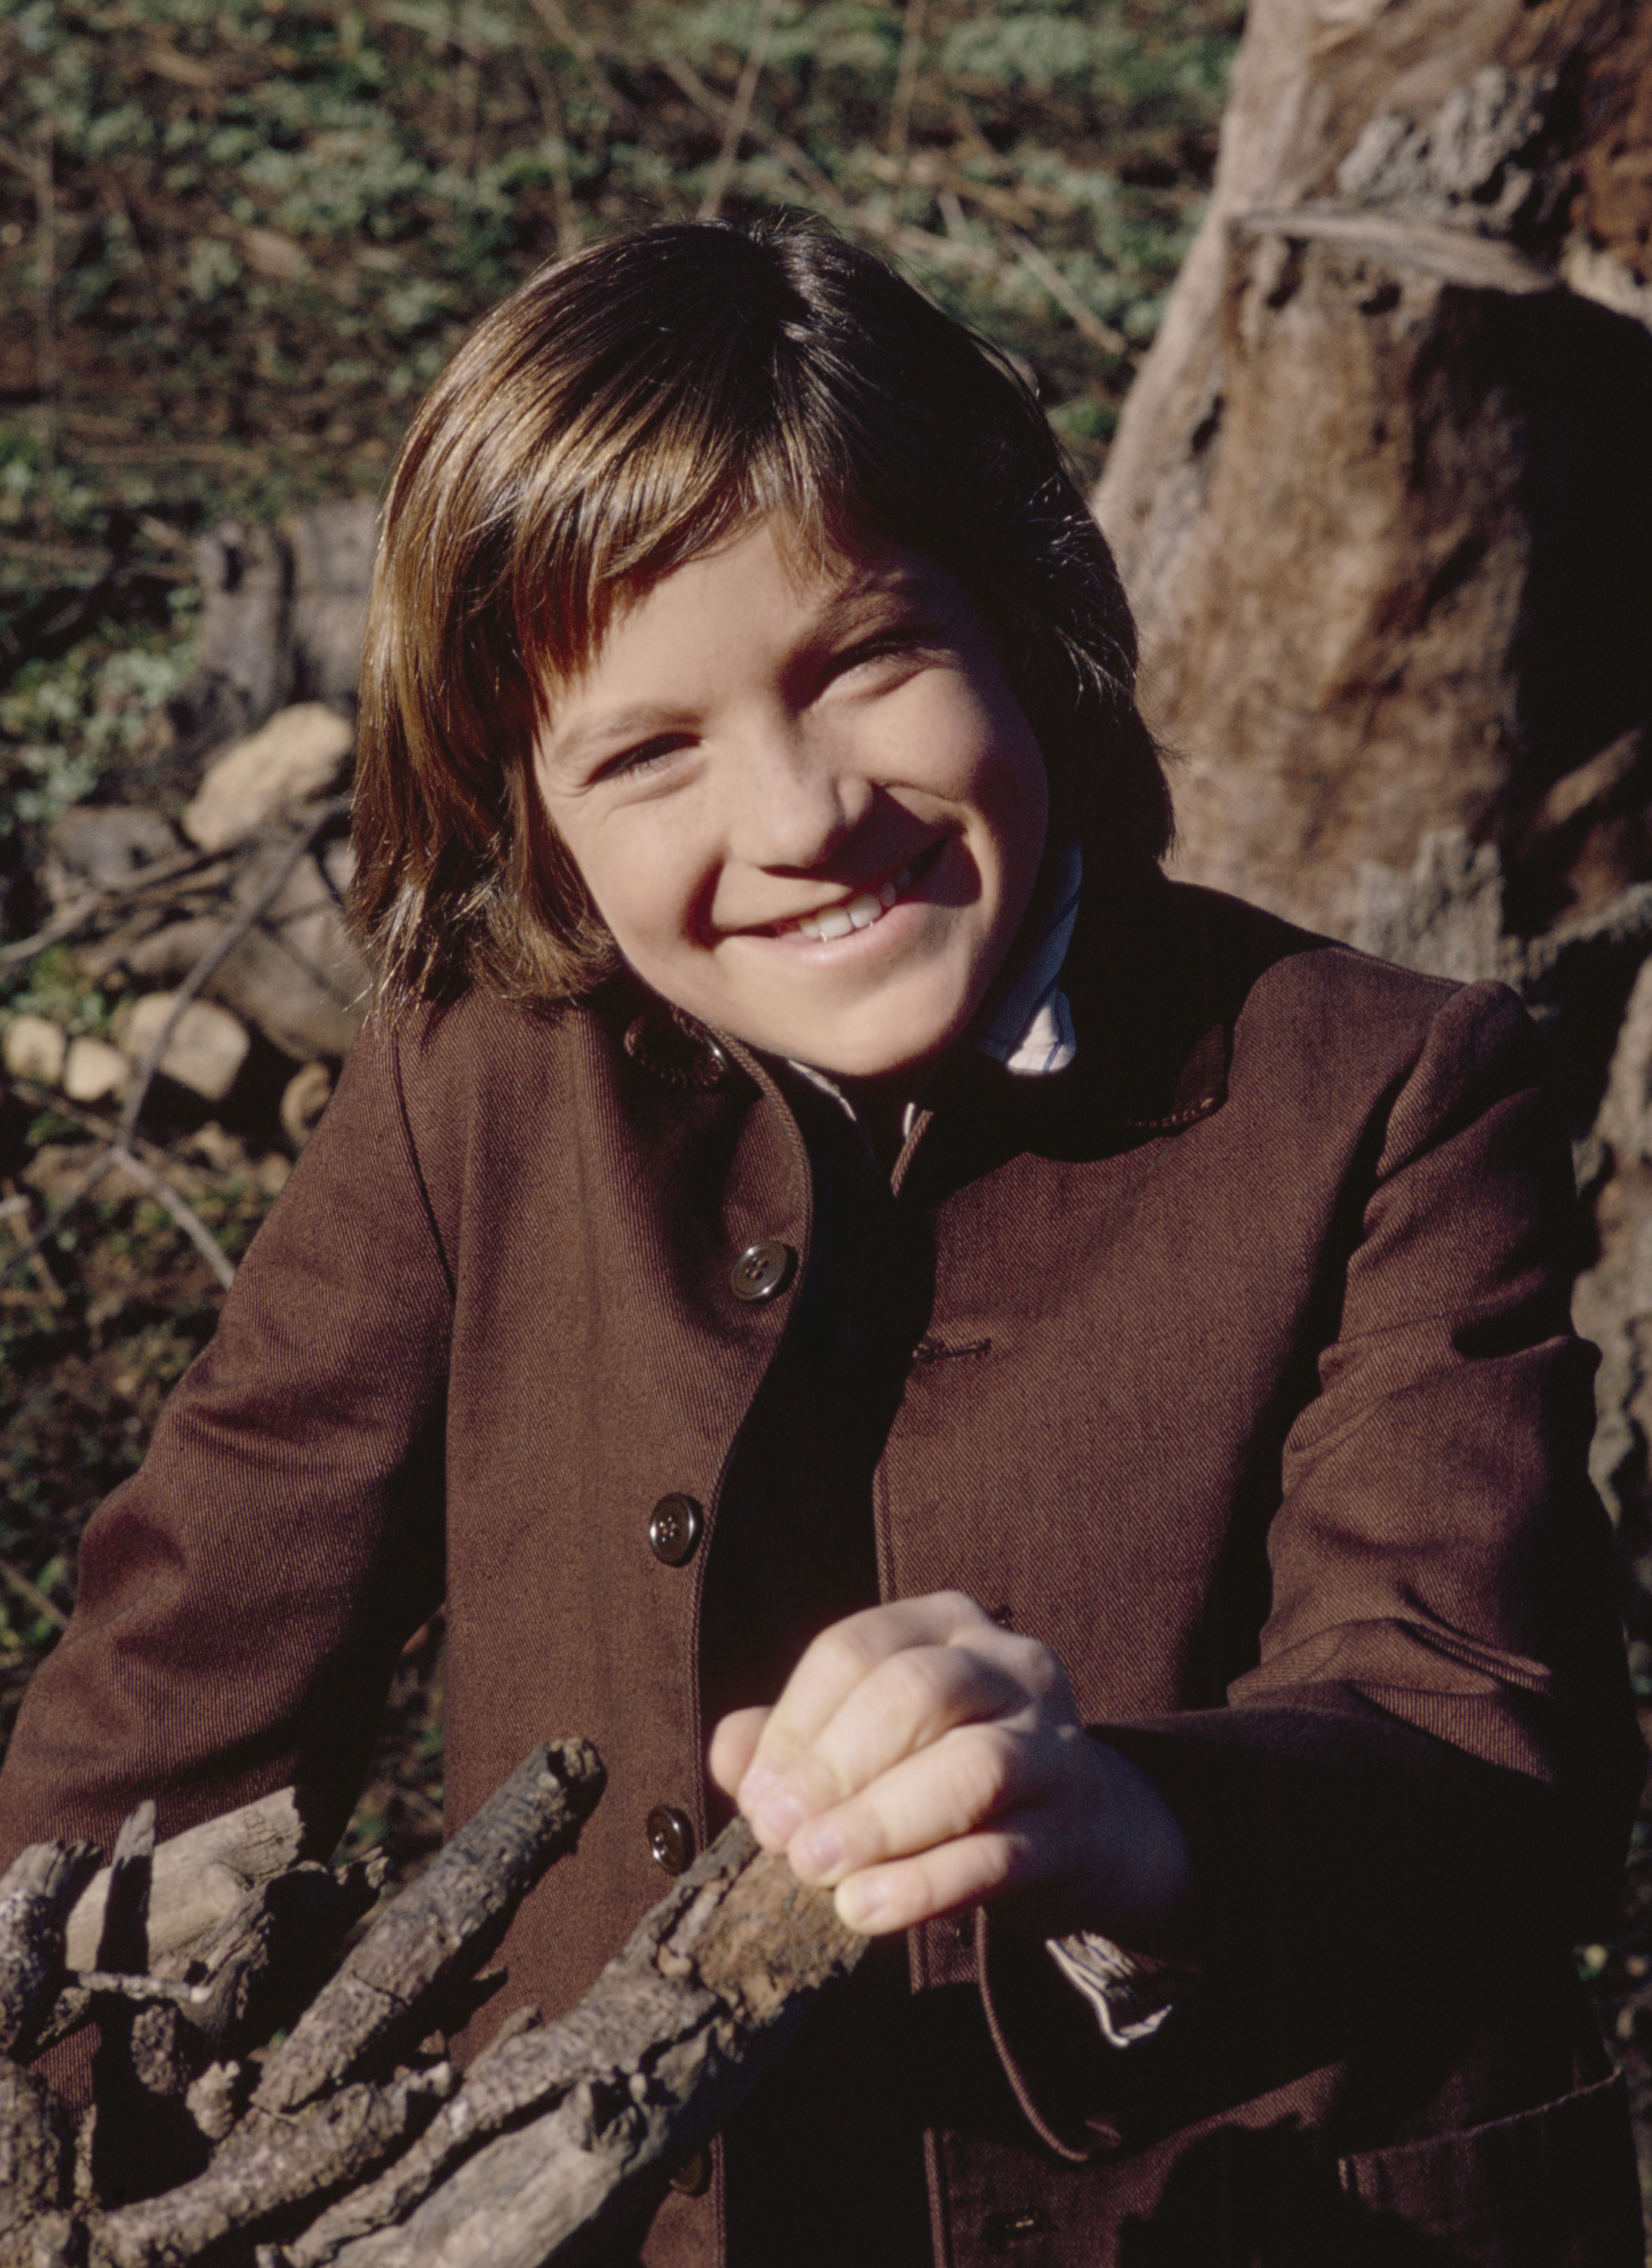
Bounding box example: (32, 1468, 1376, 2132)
(738, 1593, 1000, 1810)
(744, 1644, 1031, 1849)
(828, 1822, 1040, 1936)
(708, 1706, 771, 1795)
(780, 1717, 1070, 1885)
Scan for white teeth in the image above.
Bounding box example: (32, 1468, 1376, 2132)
(788, 863, 916, 941)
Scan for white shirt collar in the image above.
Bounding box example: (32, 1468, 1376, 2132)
(786, 841, 1083, 1129)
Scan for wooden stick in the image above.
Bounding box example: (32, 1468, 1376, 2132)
(88, 2066, 457, 2268)
(1006, 229, 1127, 355)
(104, 1145, 235, 1292)
(0, 1552, 70, 1629)
(65, 1788, 306, 1975)
(303, 1820, 868, 2268)
(0, 1842, 102, 2057)
(253, 1740, 605, 2117)
(0, 2060, 75, 2242)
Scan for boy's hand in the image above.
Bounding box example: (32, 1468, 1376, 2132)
(708, 1591, 1191, 1945)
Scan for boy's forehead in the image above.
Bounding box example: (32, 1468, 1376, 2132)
(543, 522, 959, 695)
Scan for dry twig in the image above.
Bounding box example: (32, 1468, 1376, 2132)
(0, 1556, 70, 1632)
(886, 0, 928, 162)
(0, 844, 229, 971)
(698, 0, 782, 222)
(1006, 229, 1127, 355)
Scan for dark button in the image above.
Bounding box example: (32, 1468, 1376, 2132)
(669, 2147, 712, 2196)
(647, 1805, 696, 1876)
(623, 1012, 736, 1092)
(647, 1493, 703, 1567)
(729, 1239, 795, 1303)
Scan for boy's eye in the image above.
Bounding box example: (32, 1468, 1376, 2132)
(829, 621, 936, 681)
(598, 734, 693, 782)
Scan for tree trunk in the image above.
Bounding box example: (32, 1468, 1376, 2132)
(1097, 0, 1652, 944)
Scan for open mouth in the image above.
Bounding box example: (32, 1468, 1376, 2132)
(767, 842, 941, 942)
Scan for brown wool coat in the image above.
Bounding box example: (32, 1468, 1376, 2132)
(0, 875, 1644, 2266)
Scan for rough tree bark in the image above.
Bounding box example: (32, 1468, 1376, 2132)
(1096, 0, 1652, 945)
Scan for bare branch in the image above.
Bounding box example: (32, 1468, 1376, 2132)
(516, 0, 634, 121)
(0, 892, 104, 970)
(698, 0, 782, 223)
(1006, 229, 1127, 355)
(105, 1147, 236, 1292)
(886, 0, 927, 162)
(0, 845, 233, 971)
(0, 1556, 70, 1631)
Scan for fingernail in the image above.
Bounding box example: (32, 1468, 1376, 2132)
(752, 1789, 805, 1845)
(795, 1821, 843, 1879)
(738, 1767, 777, 1811)
(838, 1876, 883, 1929)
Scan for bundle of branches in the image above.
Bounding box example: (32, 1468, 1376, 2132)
(0, 1739, 867, 2267)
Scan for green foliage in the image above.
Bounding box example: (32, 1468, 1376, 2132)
(4, 943, 116, 1036)
(0, 0, 1238, 830)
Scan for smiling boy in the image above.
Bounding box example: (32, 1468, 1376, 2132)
(0, 219, 1641, 2266)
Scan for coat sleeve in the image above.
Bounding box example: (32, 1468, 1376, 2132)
(978, 978, 1645, 2157)
(0, 1014, 453, 1886)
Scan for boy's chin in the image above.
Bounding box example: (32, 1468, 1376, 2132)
(736, 1014, 969, 1086)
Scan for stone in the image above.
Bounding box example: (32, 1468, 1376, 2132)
(61, 1036, 130, 1105)
(122, 918, 228, 985)
(183, 703, 355, 853)
(2, 1014, 67, 1086)
(257, 1152, 293, 1197)
(43, 805, 180, 903)
(1350, 828, 1507, 982)
(111, 838, 368, 1064)
(120, 993, 251, 1105)
(207, 835, 369, 1062)
(280, 1061, 335, 1149)
(284, 499, 380, 711)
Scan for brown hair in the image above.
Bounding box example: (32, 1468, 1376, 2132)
(351, 214, 1171, 1009)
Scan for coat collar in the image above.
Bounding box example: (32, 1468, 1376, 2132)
(1009, 863, 1231, 1133)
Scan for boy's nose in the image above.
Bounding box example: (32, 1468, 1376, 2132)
(727, 731, 868, 872)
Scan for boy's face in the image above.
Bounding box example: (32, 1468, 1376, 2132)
(533, 518, 1049, 1080)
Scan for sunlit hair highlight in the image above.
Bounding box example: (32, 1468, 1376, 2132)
(352, 215, 1171, 1009)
